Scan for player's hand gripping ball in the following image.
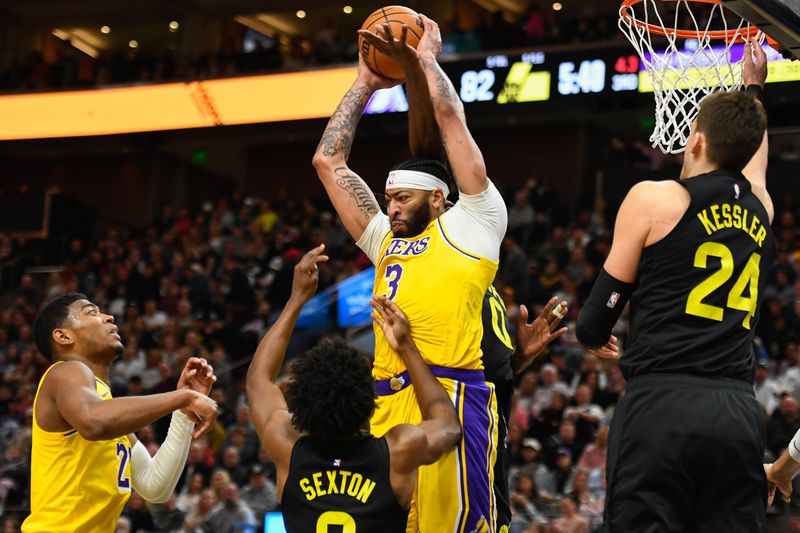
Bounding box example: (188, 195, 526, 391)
(358, 5, 424, 81)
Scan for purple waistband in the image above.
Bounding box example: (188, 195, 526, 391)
(374, 365, 486, 396)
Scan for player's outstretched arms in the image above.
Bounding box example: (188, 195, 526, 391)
(372, 295, 462, 462)
(246, 245, 329, 463)
(372, 295, 462, 507)
(43, 361, 216, 441)
(312, 58, 397, 241)
(416, 15, 488, 196)
(741, 42, 772, 220)
(128, 357, 218, 503)
(577, 181, 670, 352)
(512, 297, 569, 374)
(358, 22, 443, 159)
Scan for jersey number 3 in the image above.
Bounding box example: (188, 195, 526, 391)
(384, 264, 403, 300)
(685, 242, 761, 330)
(317, 511, 356, 532)
(116, 442, 131, 492)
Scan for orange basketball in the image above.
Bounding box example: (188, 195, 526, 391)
(358, 6, 424, 81)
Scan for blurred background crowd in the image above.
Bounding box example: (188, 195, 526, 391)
(0, 0, 798, 531)
(0, 3, 623, 92)
(0, 158, 797, 531)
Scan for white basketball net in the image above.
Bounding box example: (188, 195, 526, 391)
(619, 0, 762, 154)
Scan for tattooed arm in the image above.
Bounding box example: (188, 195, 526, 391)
(357, 23, 443, 160)
(416, 15, 488, 196)
(312, 55, 397, 241)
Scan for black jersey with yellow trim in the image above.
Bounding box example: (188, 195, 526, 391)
(624, 170, 776, 382)
(282, 435, 408, 533)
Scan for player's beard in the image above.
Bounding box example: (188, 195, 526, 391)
(392, 202, 433, 238)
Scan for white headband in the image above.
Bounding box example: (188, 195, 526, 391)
(385, 169, 450, 195)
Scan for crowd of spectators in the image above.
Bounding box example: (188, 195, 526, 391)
(0, 138, 797, 532)
(0, 2, 626, 93)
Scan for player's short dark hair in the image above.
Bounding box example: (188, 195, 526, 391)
(285, 338, 375, 440)
(392, 157, 453, 189)
(33, 292, 87, 360)
(695, 91, 767, 172)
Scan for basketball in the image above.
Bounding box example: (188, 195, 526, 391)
(358, 6, 424, 81)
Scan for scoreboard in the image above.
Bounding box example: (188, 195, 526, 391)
(364, 42, 800, 114)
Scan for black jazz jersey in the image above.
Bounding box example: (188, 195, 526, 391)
(480, 285, 515, 528)
(282, 435, 408, 533)
(481, 285, 515, 391)
(623, 170, 776, 382)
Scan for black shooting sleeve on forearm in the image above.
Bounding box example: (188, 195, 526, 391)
(576, 267, 634, 348)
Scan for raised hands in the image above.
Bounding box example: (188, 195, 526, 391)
(416, 14, 442, 60)
(514, 297, 569, 372)
(356, 50, 398, 91)
(370, 295, 413, 354)
(177, 357, 216, 396)
(743, 41, 768, 88)
(177, 357, 217, 436)
(358, 22, 419, 68)
(357, 13, 442, 71)
(290, 244, 330, 305)
(183, 390, 218, 439)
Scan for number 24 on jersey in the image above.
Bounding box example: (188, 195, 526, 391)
(685, 242, 760, 329)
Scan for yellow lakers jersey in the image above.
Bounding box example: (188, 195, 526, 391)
(372, 217, 498, 379)
(23, 363, 132, 533)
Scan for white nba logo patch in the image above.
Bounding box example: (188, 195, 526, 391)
(734, 184, 740, 200)
(607, 292, 620, 308)
(333, 459, 341, 467)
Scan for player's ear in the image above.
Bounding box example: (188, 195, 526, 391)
(52, 328, 74, 349)
(430, 189, 445, 210)
(687, 129, 705, 158)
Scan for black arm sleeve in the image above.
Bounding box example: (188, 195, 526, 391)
(576, 268, 634, 348)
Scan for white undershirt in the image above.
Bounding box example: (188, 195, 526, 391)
(356, 180, 507, 264)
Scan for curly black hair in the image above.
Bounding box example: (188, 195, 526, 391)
(33, 292, 87, 361)
(284, 338, 376, 440)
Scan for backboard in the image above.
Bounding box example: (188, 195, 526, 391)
(723, 0, 800, 58)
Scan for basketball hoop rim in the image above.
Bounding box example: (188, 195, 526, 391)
(619, 0, 763, 42)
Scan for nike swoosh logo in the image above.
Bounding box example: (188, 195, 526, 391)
(100, 392, 110, 398)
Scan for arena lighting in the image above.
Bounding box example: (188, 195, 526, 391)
(296, 10, 307, 19)
(0, 45, 796, 140)
(169, 21, 180, 32)
(129, 39, 139, 48)
(553, 2, 563, 11)
(0, 67, 357, 140)
(101, 25, 111, 34)
(343, 5, 353, 14)
(51, 29, 101, 59)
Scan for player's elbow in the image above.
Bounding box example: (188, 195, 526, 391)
(446, 419, 463, 448)
(311, 151, 326, 169)
(436, 409, 463, 450)
(77, 420, 110, 441)
(244, 375, 260, 406)
(312, 151, 341, 173)
(311, 153, 327, 173)
(425, 423, 462, 464)
(433, 96, 463, 119)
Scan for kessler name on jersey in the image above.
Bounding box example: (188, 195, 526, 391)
(696, 203, 767, 247)
(380, 236, 431, 261)
(299, 470, 377, 504)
